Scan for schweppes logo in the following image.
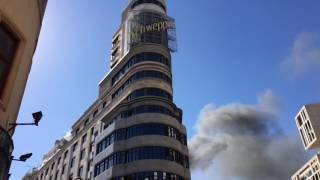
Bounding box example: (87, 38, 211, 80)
(131, 20, 176, 39)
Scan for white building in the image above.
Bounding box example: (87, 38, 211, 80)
(292, 153, 320, 180)
(295, 104, 320, 150)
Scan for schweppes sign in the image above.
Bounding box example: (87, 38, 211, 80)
(128, 12, 177, 52)
(131, 20, 176, 39)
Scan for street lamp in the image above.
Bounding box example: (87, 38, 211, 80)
(8, 111, 43, 132)
(7, 112, 43, 179)
(11, 153, 33, 162)
(8, 153, 32, 179)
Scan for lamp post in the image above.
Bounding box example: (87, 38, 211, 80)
(8, 111, 43, 132)
(7, 153, 33, 179)
(7, 111, 43, 179)
(11, 153, 33, 162)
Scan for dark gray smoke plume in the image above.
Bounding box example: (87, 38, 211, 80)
(189, 90, 309, 180)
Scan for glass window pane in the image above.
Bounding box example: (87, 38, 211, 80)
(0, 60, 8, 84)
(0, 25, 17, 62)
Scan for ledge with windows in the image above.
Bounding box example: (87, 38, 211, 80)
(112, 70, 172, 100)
(111, 171, 187, 180)
(112, 52, 170, 86)
(96, 123, 187, 155)
(131, 0, 166, 12)
(127, 87, 172, 102)
(102, 103, 182, 132)
(94, 146, 189, 177)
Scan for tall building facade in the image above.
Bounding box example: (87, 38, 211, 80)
(292, 104, 320, 180)
(0, 0, 47, 179)
(23, 0, 191, 180)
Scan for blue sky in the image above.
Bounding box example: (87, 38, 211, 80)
(11, 0, 320, 179)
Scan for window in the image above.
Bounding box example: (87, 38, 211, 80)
(120, 105, 181, 122)
(70, 157, 75, 168)
(84, 119, 89, 126)
(127, 88, 172, 102)
(94, 146, 189, 177)
(62, 164, 66, 175)
(103, 101, 107, 108)
(78, 166, 84, 177)
(0, 23, 18, 95)
(54, 171, 59, 180)
(68, 174, 73, 180)
(93, 110, 98, 118)
(90, 127, 94, 135)
(112, 70, 171, 99)
(297, 115, 303, 126)
(111, 52, 170, 85)
(72, 142, 78, 152)
(75, 128, 80, 135)
(89, 143, 94, 153)
(129, 12, 169, 48)
(57, 157, 61, 165)
(64, 150, 69, 159)
(131, 0, 166, 11)
(103, 123, 108, 130)
(51, 163, 55, 170)
(82, 134, 87, 144)
(88, 159, 93, 172)
(104, 104, 182, 129)
(96, 123, 187, 155)
(80, 149, 86, 160)
(111, 172, 185, 180)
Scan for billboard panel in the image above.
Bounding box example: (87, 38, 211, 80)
(126, 11, 177, 52)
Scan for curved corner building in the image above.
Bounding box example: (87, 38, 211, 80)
(22, 0, 190, 180)
(95, 0, 190, 179)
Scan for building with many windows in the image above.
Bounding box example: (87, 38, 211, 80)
(23, 0, 191, 179)
(295, 104, 320, 150)
(292, 104, 320, 180)
(292, 153, 320, 180)
(0, 0, 47, 179)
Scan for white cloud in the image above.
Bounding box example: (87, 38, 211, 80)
(281, 31, 320, 76)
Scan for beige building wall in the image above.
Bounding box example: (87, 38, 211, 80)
(0, 0, 47, 134)
(0, 0, 47, 180)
